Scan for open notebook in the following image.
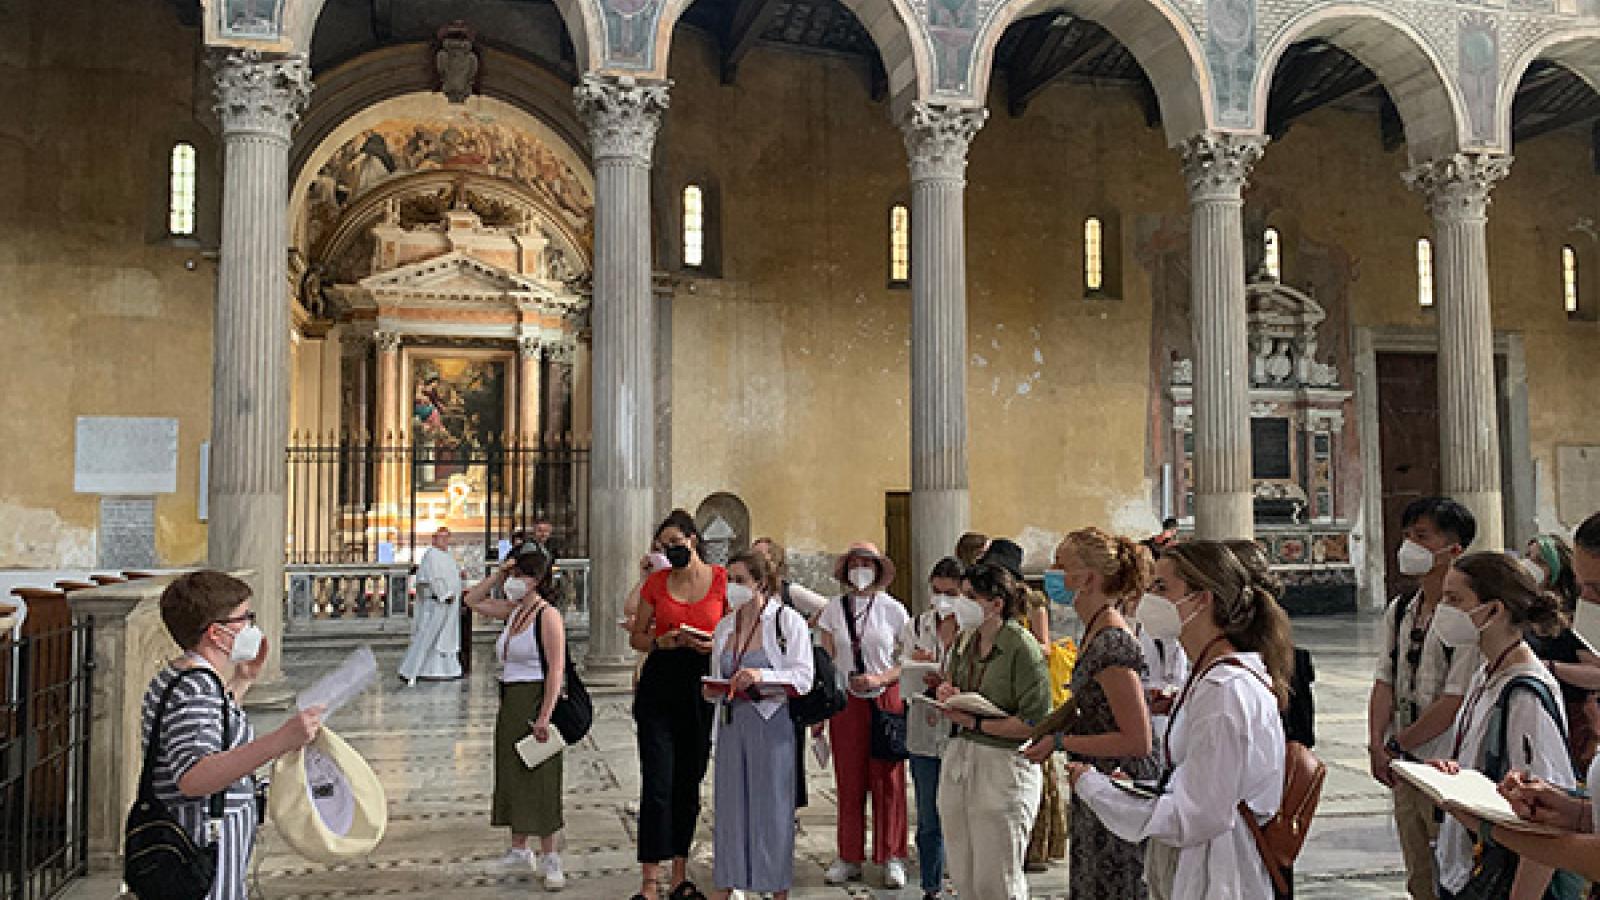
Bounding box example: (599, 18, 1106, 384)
(1392, 760, 1566, 835)
(928, 691, 1009, 719)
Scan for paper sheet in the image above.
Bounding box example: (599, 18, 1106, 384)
(296, 646, 378, 723)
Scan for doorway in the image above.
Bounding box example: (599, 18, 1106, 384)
(884, 491, 913, 605)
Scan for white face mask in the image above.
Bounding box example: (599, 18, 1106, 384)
(1432, 603, 1489, 648)
(225, 623, 264, 663)
(726, 581, 755, 611)
(1519, 557, 1548, 587)
(1574, 601, 1600, 651)
(1136, 593, 1184, 641)
(848, 567, 876, 591)
(931, 593, 959, 617)
(1398, 540, 1439, 577)
(951, 596, 984, 629)
(503, 578, 531, 602)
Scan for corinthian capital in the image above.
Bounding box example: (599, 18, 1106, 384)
(1402, 153, 1513, 222)
(573, 75, 670, 164)
(900, 103, 987, 183)
(211, 49, 311, 140)
(1180, 132, 1267, 203)
(374, 330, 402, 353)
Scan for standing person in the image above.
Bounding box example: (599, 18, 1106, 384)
(955, 532, 990, 569)
(1522, 533, 1600, 770)
(139, 571, 324, 900)
(531, 517, 562, 561)
(751, 537, 828, 621)
(704, 550, 814, 900)
(1426, 552, 1576, 900)
(1366, 497, 1482, 900)
(399, 528, 463, 684)
(932, 561, 1052, 900)
(898, 557, 975, 900)
(1122, 587, 1190, 759)
(1025, 528, 1158, 899)
(461, 548, 569, 889)
(816, 542, 911, 888)
(1071, 541, 1294, 900)
(628, 510, 727, 900)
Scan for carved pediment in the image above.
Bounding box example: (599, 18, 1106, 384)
(358, 250, 551, 301)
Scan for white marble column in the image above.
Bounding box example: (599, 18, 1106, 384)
(517, 335, 543, 443)
(209, 50, 310, 684)
(901, 103, 985, 611)
(1180, 132, 1266, 540)
(1404, 154, 1513, 550)
(374, 330, 403, 517)
(575, 75, 668, 668)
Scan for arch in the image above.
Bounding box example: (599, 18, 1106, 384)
(968, 0, 1213, 146)
(280, 0, 604, 71)
(1497, 28, 1600, 151)
(1253, 5, 1471, 161)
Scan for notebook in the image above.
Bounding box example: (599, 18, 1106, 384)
(1391, 760, 1566, 835)
(928, 691, 1008, 719)
(515, 729, 567, 770)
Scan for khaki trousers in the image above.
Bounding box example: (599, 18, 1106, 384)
(937, 740, 1043, 900)
(1394, 779, 1440, 900)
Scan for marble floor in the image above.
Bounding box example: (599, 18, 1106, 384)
(69, 613, 1414, 899)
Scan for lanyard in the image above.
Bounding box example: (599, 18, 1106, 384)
(1081, 604, 1111, 643)
(727, 605, 764, 677)
(1162, 634, 1234, 771)
(1451, 640, 1523, 760)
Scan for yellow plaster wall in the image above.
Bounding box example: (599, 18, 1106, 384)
(0, 0, 215, 567)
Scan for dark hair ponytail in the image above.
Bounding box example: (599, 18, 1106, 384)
(964, 561, 1028, 620)
(1454, 551, 1566, 631)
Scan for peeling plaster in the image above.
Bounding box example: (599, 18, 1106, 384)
(0, 501, 96, 569)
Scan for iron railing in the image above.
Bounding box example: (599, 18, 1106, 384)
(0, 622, 93, 900)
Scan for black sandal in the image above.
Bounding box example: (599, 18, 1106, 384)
(668, 882, 708, 900)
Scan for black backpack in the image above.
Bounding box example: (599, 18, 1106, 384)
(776, 606, 847, 727)
(529, 604, 594, 744)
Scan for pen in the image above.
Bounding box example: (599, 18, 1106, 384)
(1523, 734, 1533, 767)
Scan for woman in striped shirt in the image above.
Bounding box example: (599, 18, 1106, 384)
(140, 571, 324, 900)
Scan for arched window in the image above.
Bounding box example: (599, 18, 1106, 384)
(1417, 238, 1434, 308)
(1084, 217, 1104, 292)
(1563, 245, 1579, 314)
(889, 204, 910, 285)
(1263, 227, 1282, 280)
(169, 142, 197, 237)
(682, 184, 705, 269)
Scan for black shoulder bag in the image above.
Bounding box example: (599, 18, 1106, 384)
(777, 606, 847, 727)
(530, 604, 594, 744)
(124, 668, 232, 900)
(842, 594, 908, 761)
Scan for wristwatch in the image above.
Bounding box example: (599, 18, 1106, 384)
(1385, 736, 1415, 761)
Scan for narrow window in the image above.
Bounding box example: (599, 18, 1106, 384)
(1563, 245, 1579, 314)
(1084, 217, 1104, 292)
(1417, 238, 1434, 308)
(890, 204, 910, 284)
(682, 184, 704, 268)
(1263, 227, 1281, 280)
(169, 142, 197, 237)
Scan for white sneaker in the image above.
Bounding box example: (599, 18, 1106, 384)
(540, 852, 566, 890)
(884, 858, 908, 889)
(494, 847, 535, 870)
(825, 859, 862, 883)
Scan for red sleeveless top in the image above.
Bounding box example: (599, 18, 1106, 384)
(642, 566, 728, 636)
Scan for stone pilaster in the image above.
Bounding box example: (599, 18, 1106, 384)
(574, 74, 668, 668)
(1404, 153, 1513, 550)
(1180, 132, 1266, 540)
(209, 50, 310, 682)
(517, 335, 542, 444)
(901, 103, 985, 611)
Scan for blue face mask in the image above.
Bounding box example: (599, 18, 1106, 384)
(1043, 569, 1076, 607)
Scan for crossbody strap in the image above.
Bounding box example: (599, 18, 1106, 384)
(139, 667, 233, 827)
(527, 603, 566, 699)
(841, 594, 865, 676)
(1483, 675, 1568, 782)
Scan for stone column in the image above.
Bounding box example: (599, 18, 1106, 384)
(517, 335, 543, 443)
(1180, 132, 1266, 541)
(1404, 154, 1513, 550)
(901, 103, 986, 612)
(374, 330, 403, 518)
(209, 51, 310, 684)
(574, 75, 668, 669)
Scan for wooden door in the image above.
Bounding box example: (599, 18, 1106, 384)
(884, 492, 913, 608)
(1376, 353, 1440, 600)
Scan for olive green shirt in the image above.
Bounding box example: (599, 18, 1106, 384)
(946, 619, 1052, 750)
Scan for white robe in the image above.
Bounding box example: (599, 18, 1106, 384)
(398, 547, 462, 682)
(1076, 652, 1285, 900)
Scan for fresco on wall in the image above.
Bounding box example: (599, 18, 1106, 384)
(1208, 0, 1257, 128)
(1458, 12, 1500, 144)
(602, 0, 661, 69)
(219, 0, 284, 40)
(412, 357, 506, 492)
(927, 0, 982, 93)
(303, 118, 594, 253)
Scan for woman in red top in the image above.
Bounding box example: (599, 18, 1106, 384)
(627, 509, 728, 900)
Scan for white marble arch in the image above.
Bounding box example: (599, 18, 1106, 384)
(969, 0, 1213, 146)
(1253, 4, 1472, 163)
(1498, 29, 1600, 153)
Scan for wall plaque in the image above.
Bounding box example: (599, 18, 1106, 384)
(74, 417, 179, 495)
(1251, 417, 1292, 480)
(99, 497, 157, 569)
(1557, 445, 1600, 528)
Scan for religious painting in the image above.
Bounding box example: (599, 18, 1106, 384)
(602, 0, 660, 69)
(927, 0, 981, 93)
(218, 0, 284, 40)
(1458, 12, 1500, 144)
(1207, 0, 1256, 128)
(410, 356, 507, 493)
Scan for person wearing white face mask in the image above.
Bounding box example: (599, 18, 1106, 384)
(1418, 552, 1578, 900)
(816, 542, 911, 888)
(1122, 589, 1190, 756)
(140, 571, 324, 900)
(703, 551, 813, 900)
(1521, 533, 1600, 772)
(1366, 497, 1481, 900)
(462, 547, 570, 888)
(896, 557, 970, 900)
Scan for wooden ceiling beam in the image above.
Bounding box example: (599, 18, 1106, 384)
(721, 0, 788, 85)
(1514, 97, 1600, 145)
(1008, 23, 1119, 117)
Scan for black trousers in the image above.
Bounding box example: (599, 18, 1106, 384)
(633, 647, 714, 863)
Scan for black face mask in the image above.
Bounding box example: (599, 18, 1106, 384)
(665, 545, 693, 569)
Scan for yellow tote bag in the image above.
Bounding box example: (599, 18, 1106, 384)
(1046, 637, 1078, 708)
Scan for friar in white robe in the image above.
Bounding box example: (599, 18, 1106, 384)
(399, 528, 463, 683)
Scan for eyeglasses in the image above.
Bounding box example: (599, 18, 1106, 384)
(214, 612, 256, 627)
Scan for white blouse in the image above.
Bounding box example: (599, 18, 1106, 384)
(1135, 620, 1191, 738)
(1076, 652, 1285, 900)
(817, 591, 909, 698)
(1437, 660, 1574, 894)
(708, 598, 815, 721)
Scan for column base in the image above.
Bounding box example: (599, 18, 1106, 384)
(1194, 492, 1254, 541)
(910, 488, 968, 613)
(1446, 488, 1505, 551)
(241, 679, 296, 712)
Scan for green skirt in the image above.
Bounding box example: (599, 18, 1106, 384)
(492, 680, 565, 837)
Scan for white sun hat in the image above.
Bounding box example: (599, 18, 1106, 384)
(269, 727, 388, 863)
